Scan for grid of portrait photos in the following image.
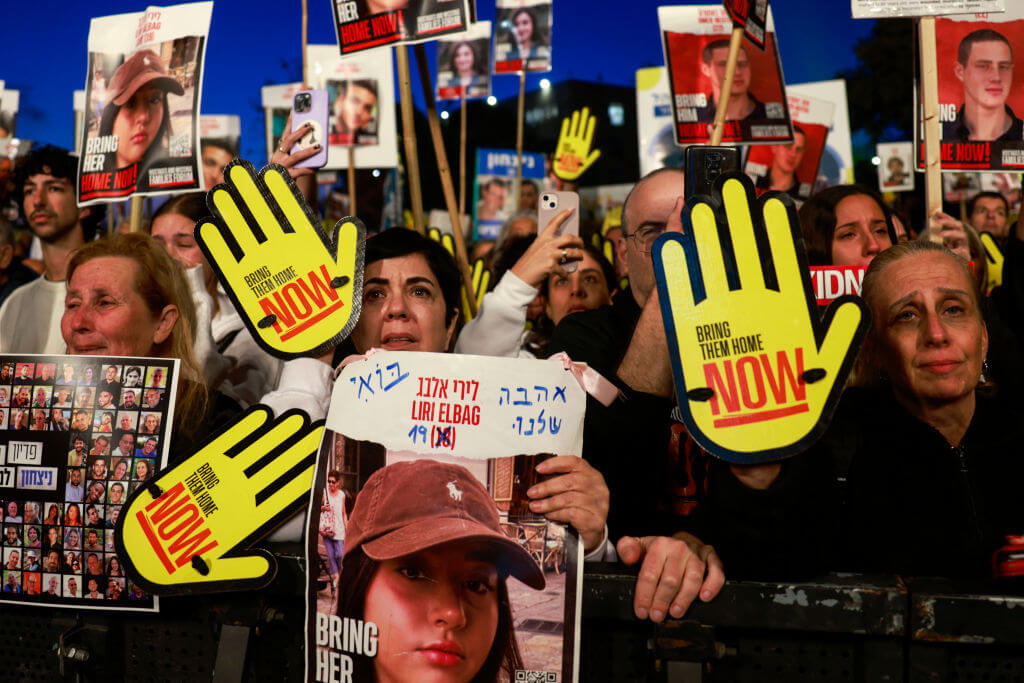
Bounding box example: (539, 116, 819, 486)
(0, 355, 177, 610)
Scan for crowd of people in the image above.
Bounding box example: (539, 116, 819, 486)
(0, 119, 1022, 625)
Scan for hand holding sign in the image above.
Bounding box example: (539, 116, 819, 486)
(553, 107, 601, 182)
(653, 175, 869, 463)
(196, 160, 365, 359)
(117, 407, 324, 594)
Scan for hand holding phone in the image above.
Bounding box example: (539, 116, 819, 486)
(290, 89, 328, 170)
(538, 191, 581, 273)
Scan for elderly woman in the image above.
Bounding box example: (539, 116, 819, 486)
(710, 241, 1024, 580)
(62, 233, 240, 462)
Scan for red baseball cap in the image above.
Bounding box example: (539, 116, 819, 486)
(344, 459, 545, 590)
(107, 49, 184, 107)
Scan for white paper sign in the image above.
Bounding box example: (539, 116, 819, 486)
(7, 441, 42, 466)
(330, 351, 585, 459)
(851, 0, 1004, 18)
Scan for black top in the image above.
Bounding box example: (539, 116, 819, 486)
(942, 104, 1024, 142)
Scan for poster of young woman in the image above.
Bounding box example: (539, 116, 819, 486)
(436, 21, 492, 101)
(198, 115, 240, 190)
(77, 2, 212, 206)
(658, 4, 792, 146)
(744, 92, 834, 201)
(877, 142, 915, 193)
(332, 0, 472, 55)
(305, 351, 584, 683)
(0, 353, 178, 610)
(493, 0, 552, 74)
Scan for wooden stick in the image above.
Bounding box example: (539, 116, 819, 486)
(264, 107, 275, 162)
(395, 46, 426, 234)
(515, 70, 526, 207)
(413, 43, 478, 316)
(918, 16, 943, 243)
(301, 0, 309, 86)
(459, 91, 467, 220)
(708, 25, 745, 147)
(107, 201, 116, 235)
(348, 146, 357, 217)
(128, 196, 144, 233)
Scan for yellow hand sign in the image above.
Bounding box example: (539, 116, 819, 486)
(116, 406, 324, 594)
(427, 226, 455, 258)
(653, 175, 869, 463)
(196, 160, 365, 359)
(553, 107, 601, 181)
(979, 232, 1004, 294)
(460, 258, 491, 321)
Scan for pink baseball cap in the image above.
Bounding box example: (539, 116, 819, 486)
(344, 459, 545, 589)
(107, 49, 184, 107)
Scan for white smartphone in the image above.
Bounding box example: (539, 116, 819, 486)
(537, 191, 580, 273)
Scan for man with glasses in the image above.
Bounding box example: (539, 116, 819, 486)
(547, 167, 726, 623)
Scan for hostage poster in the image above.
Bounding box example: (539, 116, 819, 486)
(199, 115, 240, 190)
(474, 148, 546, 240)
(916, 7, 1024, 171)
(436, 21, 492, 101)
(493, 0, 553, 74)
(658, 4, 792, 145)
(305, 351, 584, 683)
(0, 354, 178, 610)
(77, 1, 212, 205)
(332, 0, 472, 55)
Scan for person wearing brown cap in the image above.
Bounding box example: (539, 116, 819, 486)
(337, 459, 545, 682)
(99, 49, 184, 171)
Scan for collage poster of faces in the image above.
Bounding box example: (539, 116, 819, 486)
(436, 21, 493, 101)
(304, 351, 585, 683)
(658, 4, 793, 146)
(918, 7, 1024, 171)
(0, 355, 178, 610)
(77, 1, 213, 205)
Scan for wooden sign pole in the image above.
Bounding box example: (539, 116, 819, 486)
(515, 71, 526, 207)
(395, 46, 426, 234)
(459, 91, 467, 219)
(413, 44, 478, 316)
(708, 25, 745, 146)
(918, 16, 943, 243)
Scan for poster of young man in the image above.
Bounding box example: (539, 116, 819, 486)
(473, 148, 546, 240)
(198, 115, 240, 190)
(436, 21, 492, 101)
(493, 0, 552, 74)
(788, 79, 856, 189)
(305, 351, 583, 683)
(917, 7, 1024, 171)
(0, 354, 178, 611)
(635, 67, 683, 178)
(77, 2, 213, 206)
(877, 142, 915, 192)
(745, 92, 833, 201)
(0, 87, 18, 139)
(332, 0, 472, 55)
(658, 4, 792, 145)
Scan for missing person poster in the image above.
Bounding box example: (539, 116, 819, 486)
(745, 93, 834, 200)
(0, 354, 178, 610)
(305, 351, 583, 683)
(0, 87, 18, 140)
(437, 21, 492, 100)
(943, 171, 1021, 208)
(199, 115, 240, 190)
(877, 142, 915, 192)
(332, 0, 472, 54)
(916, 8, 1024, 171)
(474, 148, 546, 240)
(494, 0, 553, 74)
(658, 4, 792, 146)
(788, 79, 856, 188)
(635, 67, 683, 177)
(77, 2, 212, 205)
(851, 0, 1004, 19)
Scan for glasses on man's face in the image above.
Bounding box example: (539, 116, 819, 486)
(327, 479, 337, 485)
(625, 223, 667, 254)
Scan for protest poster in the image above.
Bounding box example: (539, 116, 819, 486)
(658, 4, 791, 146)
(436, 21, 492, 101)
(74, 90, 86, 155)
(77, 2, 212, 205)
(305, 351, 583, 683)
(199, 115, 240, 190)
(654, 174, 868, 463)
(635, 67, 683, 177)
(852, 0, 1004, 19)
(0, 354, 178, 609)
(788, 80, 856, 188)
(943, 170, 1021, 207)
(745, 92, 834, 201)
(0, 87, 18, 139)
(473, 148, 545, 240)
(916, 8, 1024, 171)
(877, 142, 915, 192)
(332, 0, 472, 54)
(723, 0, 769, 50)
(494, 0, 552, 74)
(809, 264, 867, 306)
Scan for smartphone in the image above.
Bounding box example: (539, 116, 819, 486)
(538, 190, 580, 273)
(684, 146, 740, 200)
(290, 89, 328, 169)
